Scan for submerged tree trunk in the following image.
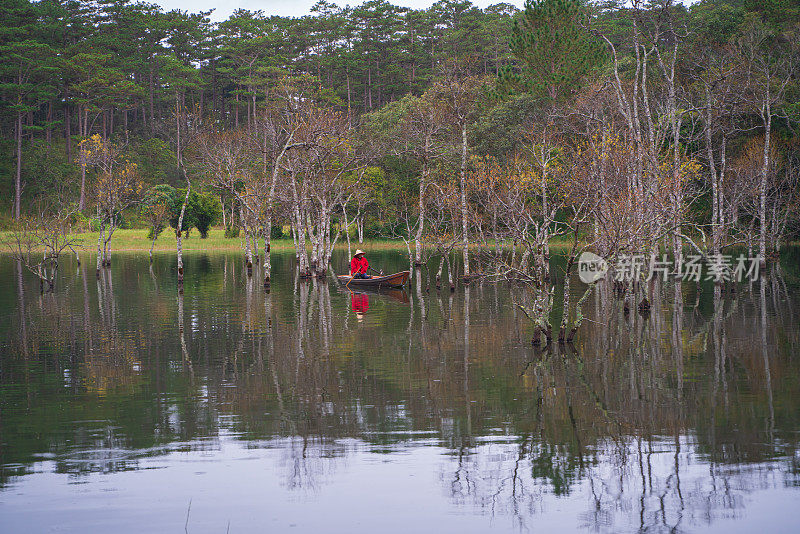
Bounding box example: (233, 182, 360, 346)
(290, 173, 310, 278)
(103, 220, 115, 267)
(759, 107, 771, 265)
(415, 163, 428, 266)
(264, 214, 272, 288)
(705, 92, 725, 258)
(252, 228, 259, 263)
(96, 223, 105, 276)
(291, 223, 299, 259)
(566, 282, 596, 343)
(243, 223, 253, 276)
(459, 122, 470, 277)
(447, 254, 455, 291)
(149, 232, 157, 263)
(559, 267, 572, 343)
(176, 182, 191, 286)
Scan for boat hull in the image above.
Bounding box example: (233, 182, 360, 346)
(337, 271, 410, 288)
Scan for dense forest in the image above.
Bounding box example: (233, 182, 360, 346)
(1, 0, 799, 306)
(0, 0, 518, 218)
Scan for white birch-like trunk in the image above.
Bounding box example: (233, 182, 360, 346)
(96, 223, 105, 275)
(343, 204, 352, 258)
(415, 163, 428, 265)
(253, 228, 259, 262)
(103, 219, 115, 267)
(459, 122, 470, 277)
(436, 255, 445, 289)
(176, 182, 191, 284)
(243, 225, 253, 275)
(759, 105, 771, 265)
(292, 199, 309, 277)
(264, 213, 272, 287)
(540, 148, 550, 281)
(705, 100, 721, 256)
(149, 232, 157, 263)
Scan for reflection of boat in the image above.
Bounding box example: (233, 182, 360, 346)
(379, 288, 410, 304)
(347, 286, 410, 304)
(337, 270, 410, 288)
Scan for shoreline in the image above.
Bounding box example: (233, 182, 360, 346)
(0, 228, 412, 254)
(0, 228, 580, 255)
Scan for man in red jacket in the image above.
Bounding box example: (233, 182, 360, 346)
(350, 249, 370, 279)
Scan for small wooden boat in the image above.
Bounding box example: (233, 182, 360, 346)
(337, 270, 410, 288)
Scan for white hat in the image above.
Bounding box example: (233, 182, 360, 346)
(355, 249, 365, 256)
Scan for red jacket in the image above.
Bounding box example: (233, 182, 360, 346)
(350, 255, 369, 275)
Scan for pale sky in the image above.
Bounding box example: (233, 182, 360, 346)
(152, 0, 525, 21)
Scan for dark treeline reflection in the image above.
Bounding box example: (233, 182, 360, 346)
(1, 250, 799, 531)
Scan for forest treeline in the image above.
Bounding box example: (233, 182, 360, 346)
(0, 0, 518, 216)
(1, 0, 799, 308)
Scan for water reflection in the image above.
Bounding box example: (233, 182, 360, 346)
(0, 251, 799, 533)
(351, 292, 369, 320)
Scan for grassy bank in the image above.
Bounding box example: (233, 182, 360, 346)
(0, 228, 410, 254)
(0, 227, 586, 255)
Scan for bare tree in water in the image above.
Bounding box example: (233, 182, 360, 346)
(428, 66, 489, 279)
(5, 201, 81, 292)
(82, 135, 142, 274)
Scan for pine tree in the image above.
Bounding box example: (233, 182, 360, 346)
(0, 0, 58, 218)
(499, 0, 604, 101)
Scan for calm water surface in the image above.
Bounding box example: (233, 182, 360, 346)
(1, 250, 799, 533)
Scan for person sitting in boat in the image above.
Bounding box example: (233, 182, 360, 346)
(350, 249, 370, 279)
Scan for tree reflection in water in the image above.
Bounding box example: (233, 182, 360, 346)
(0, 252, 799, 532)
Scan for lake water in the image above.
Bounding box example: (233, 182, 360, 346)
(1, 249, 799, 533)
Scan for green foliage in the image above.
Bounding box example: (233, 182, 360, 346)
(167, 189, 220, 238)
(71, 211, 92, 232)
(743, 0, 800, 30)
(133, 139, 177, 186)
(192, 192, 221, 238)
(379, 156, 418, 209)
(360, 95, 416, 147)
(17, 140, 78, 203)
(360, 165, 389, 209)
(689, 0, 746, 46)
(472, 93, 543, 156)
(169, 189, 195, 231)
(0, 0, 525, 219)
(499, 0, 605, 101)
(224, 224, 241, 239)
(146, 226, 162, 240)
(141, 184, 175, 241)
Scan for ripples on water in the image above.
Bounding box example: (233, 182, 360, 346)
(1, 250, 799, 533)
